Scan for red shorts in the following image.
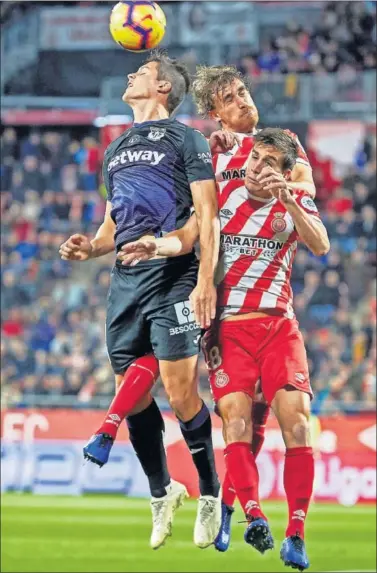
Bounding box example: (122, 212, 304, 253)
(202, 315, 312, 405)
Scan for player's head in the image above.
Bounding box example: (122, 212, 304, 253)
(123, 49, 190, 115)
(192, 65, 259, 132)
(245, 128, 298, 198)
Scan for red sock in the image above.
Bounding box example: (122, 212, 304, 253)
(222, 470, 236, 507)
(95, 355, 159, 439)
(284, 446, 314, 539)
(224, 442, 266, 520)
(222, 403, 270, 507)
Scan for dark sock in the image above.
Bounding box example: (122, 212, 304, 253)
(178, 401, 220, 497)
(126, 399, 170, 498)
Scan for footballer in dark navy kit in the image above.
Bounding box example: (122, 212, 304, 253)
(59, 50, 221, 550)
(103, 117, 214, 373)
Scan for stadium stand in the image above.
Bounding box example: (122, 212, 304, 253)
(236, 1, 376, 75)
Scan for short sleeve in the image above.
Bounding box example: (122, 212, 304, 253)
(102, 162, 111, 200)
(284, 129, 311, 168)
(296, 192, 321, 218)
(102, 146, 113, 200)
(183, 128, 215, 184)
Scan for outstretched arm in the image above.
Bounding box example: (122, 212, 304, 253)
(190, 179, 220, 328)
(117, 214, 199, 265)
(190, 179, 220, 282)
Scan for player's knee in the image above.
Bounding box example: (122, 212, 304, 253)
(282, 412, 311, 448)
(164, 377, 199, 418)
(218, 393, 253, 444)
(168, 392, 197, 417)
(224, 415, 252, 444)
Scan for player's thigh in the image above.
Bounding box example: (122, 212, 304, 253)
(217, 391, 254, 444)
(202, 323, 260, 405)
(147, 255, 201, 413)
(106, 266, 152, 375)
(147, 252, 200, 356)
(158, 354, 199, 402)
(150, 298, 199, 394)
(259, 318, 312, 405)
(149, 297, 201, 413)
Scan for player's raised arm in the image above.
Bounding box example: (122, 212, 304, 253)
(256, 168, 328, 256)
(285, 132, 316, 198)
(183, 128, 220, 328)
(272, 187, 330, 257)
(59, 200, 115, 261)
(289, 162, 316, 198)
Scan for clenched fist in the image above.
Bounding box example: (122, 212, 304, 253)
(59, 234, 93, 261)
(256, 166, 295, 205)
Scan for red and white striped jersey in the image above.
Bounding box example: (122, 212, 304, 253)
(212, 131, 317, 320)
(213, 130, 310, 191)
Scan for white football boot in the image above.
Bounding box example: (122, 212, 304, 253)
(150, 480, 188, 549)
(194, 490, 222, 548)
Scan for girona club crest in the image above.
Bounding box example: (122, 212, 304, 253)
(271, 212, 287, 233)
(214, 369, 230, 388)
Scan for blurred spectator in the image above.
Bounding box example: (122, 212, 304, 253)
(309, 270, 342, 308)
(22, 155, 44, 194)
(344, 250, 375, 305)
(20, 132, 42, 160)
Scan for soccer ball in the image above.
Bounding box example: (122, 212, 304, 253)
(110, 1, 166, 52)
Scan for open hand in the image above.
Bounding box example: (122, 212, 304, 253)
(117, 240, 157, 266)
(189, 280, 217, 329)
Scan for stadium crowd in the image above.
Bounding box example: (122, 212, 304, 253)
(1, 126, 375, 414)
(236, 1, 376, 76)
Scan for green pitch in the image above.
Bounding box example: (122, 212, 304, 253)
(1, 494, 376, 572)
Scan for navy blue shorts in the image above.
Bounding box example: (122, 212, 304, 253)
(106, 253, 201, 374)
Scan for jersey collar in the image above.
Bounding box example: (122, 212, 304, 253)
(133, 118, 174, 127)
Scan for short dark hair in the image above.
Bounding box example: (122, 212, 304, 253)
(254, 128, 298, 171)
(192, 65, 250, 117)
(144, 49, 190, 115)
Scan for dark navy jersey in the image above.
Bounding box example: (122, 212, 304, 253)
(102, 118, 215, 249)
